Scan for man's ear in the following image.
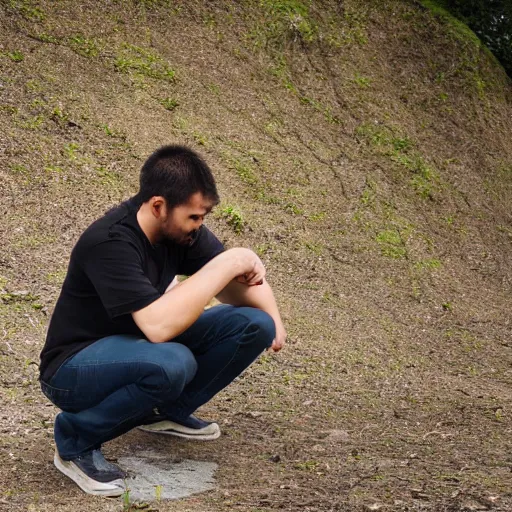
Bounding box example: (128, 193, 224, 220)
(150, 196, 167, 218)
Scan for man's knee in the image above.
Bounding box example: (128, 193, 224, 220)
(140, 343, 197, 399)
(238, 308, 276, 349)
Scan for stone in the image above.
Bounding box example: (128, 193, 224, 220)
(119, 450, 217, 502)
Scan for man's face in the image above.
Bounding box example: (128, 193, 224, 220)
(161, 192, 215, 246)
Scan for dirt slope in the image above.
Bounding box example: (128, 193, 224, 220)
(1, 1, 511, 511)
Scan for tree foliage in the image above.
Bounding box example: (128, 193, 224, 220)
(444, 0, 512, 76)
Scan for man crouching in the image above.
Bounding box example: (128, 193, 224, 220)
(39, 145, 286, 496)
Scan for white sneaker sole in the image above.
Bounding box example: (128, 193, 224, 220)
(54, 451, 126, 497)
(138, 420, 221, 440)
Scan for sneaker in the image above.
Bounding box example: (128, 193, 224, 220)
(54, 449, 126, 497)
(138, 414, 221, 440)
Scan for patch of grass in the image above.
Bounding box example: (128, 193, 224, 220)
(68, 35, 101, 58)
(44, 164, 63, 173)
(219, 205, 245, 234)
(376, 229, 407, 259)
(63, 142, 79, 159)
(308, 211, 326, 222)
(160, 97, 179, 111)
(269, 55, 297, 93)
(283, 202, 303, 215)
(255, 243, 270, 257)
(233, 159, 258, 186)
(419, 0, 481, 47)
(7, 51, 24, 62)
(414, 258, 441, 270)
(408, 157, 439, 200)
(299, 95, 341, 124)
(11, 163, 29, 175)
(45, 271, 66, 285)
(9, 0, 45, 22)
(36, 32, 59, 44)
(295, 460, 320, 471)
(247, 0, 317, 59)
(324, 6, 368, 47)
(208, 83, 221, 95)
(305, 242, 323, 254)
(1, 291, 39, 304)
(51, 107, 68, 122)
(354, 74, 371, 88)
(192, 131, 208, 146)
(95, 166, 123, 187)
(360, 178, 377, 207)
(18, 114, 45, 129)
(114, 43, 176, 82)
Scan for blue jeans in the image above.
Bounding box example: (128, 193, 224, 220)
(40, 305, 275, 460)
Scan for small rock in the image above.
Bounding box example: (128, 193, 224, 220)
(269, 454, 281, 463)
(247, 411, 263, 418)
(364, 504, 383, 511)
(302, 400, 314, 406)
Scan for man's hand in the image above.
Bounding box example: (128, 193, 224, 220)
(270, 321, 287, 352)
(227, 248, 266, 286)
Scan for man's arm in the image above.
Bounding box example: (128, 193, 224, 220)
(132, 248, 265, 343)
(216, 279, 286, 352)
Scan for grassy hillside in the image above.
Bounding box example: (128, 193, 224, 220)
(1, 1, 511, 511)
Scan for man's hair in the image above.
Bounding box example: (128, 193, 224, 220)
(134, 145, 219, 208)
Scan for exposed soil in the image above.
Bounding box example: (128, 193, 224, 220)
(1, 1, 511, 511)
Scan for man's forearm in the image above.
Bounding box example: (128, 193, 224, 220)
(217, 279, 284, 329)
(133, 248, 265, 343)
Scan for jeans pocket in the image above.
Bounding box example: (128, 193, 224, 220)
(40, 380, 73, 408)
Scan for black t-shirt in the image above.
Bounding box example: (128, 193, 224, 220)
(39, 197, 224, 382)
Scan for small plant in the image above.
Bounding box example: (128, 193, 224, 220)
(11, 0, 46, 21)
(354, 74, 371, 87)
(234, 160, 258, 186)
(305, 242, 323, 254)
(96, 166, 123, 186)
(295, 460, 320, 471)
(376, 229, 407, 259)
(63, 142, 79, 159)
(8, 51, 24, 62)
(192, 132, 208, 146)
(102, 124, 115, 136)
(255, 243, 269, 256)
(52, 107, 68, 121)
(220, 205, 245, 234)
(37, 32, 59, 43)
(69, 35, 101, 58)
(122, 488, 131, 511)
(414, 258, 441, 270)
(155, 484, 162, 500)
(160, 97, 179, 111)
(309, 211, 326, 221)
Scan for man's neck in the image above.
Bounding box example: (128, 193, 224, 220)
(136, 203, 160, 245)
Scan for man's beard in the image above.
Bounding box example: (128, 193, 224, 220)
(164, 227, 201, 247)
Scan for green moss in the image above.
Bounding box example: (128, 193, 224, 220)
(419, 1, 482, 47)
(114, 43, 176, 82)
(219, 205, 245, 234)
(376, 229, 407, 259)
(68, 35, 101, 58)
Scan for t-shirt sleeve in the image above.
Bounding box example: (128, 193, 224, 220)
(81, 239, 161, 318)
(178, 225, 224, 276)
